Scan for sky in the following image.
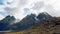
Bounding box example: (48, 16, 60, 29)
(0, 0, 60, 20)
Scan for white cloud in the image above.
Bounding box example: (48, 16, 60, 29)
(0, 0, 60, 20)
(30, 1, 45, 15)
(31, 0, 60, 17)
(31, 1, 44, 10)
(0, 14, 5, 20)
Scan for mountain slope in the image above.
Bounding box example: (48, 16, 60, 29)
(0, 12, 52, 31)
(11, 12, 52, 30)
(37, 12, 52, 20)
(11, 14, 37, 30)
(3, 17, 60, 34)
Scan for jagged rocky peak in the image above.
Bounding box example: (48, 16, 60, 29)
(0, 15, 16, 23)
(37, 12, 52, 20)
(26, 14, 36, 18)
(0, 15, 16, 31)
(5, 15, 15, 20)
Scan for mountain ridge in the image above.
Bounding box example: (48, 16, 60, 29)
(0, 12, 52, 31)
(3, 17, 60, 34)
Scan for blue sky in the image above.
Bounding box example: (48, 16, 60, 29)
(0, 0, 60, 20)
(0, 12, 7, 16)
(23, 8, 30, 14)
(0, 0, 4, 5)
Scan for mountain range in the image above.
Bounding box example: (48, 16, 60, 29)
(3, 13, 60, 34)
(0, 12, 52, 31)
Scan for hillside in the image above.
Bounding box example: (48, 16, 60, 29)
(3, 17, 60, 34)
